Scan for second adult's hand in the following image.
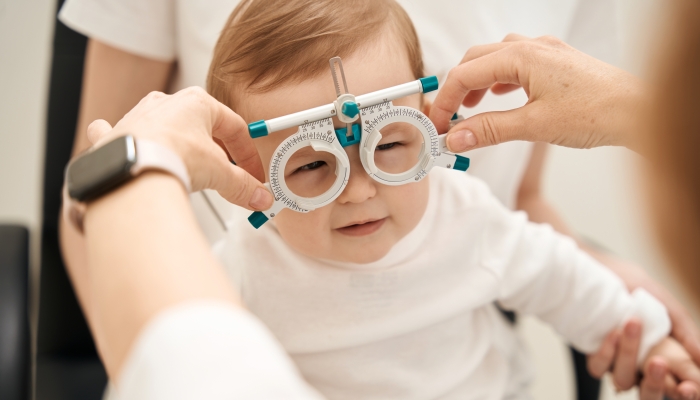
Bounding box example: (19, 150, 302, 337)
(429, 34, 648, 154)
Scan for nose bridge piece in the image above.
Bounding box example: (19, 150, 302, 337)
(335, 123, 361, 147)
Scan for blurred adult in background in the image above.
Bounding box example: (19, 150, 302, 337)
(56, 0, 700, 395)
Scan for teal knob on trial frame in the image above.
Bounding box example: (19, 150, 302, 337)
(248, 211, 269, 229)
(419, 76, 439, 93)
(452, 155, 470, 172)
(341, 101, 359, 118)
(248, 120, 269, 138)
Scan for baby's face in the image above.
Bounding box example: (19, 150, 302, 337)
(237, 41, 428, 263)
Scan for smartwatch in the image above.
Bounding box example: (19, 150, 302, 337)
(63, 135, 191, 232)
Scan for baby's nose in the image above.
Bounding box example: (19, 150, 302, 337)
(336, 154, 377, 204)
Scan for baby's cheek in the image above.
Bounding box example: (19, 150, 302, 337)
(384, 178, 429, 232)
(274, 208, 333, 258)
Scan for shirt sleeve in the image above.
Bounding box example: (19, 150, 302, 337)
(58, 0, 176, 61)
(115, 301, 324, 400)
(485, 208, 670, 365)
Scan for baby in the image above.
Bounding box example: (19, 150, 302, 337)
(209, 0, 697, 398)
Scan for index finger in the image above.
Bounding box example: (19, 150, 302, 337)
(207, 95, 266, 183)
(430, 45, 527, 134)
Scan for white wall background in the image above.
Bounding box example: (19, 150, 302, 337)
(0, 0, 55, 274)
(0, 0, 692, 399)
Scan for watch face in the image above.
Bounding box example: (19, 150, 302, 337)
(66, 136, 137, 202)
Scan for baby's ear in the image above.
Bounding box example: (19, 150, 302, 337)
(422, 98, 432, 115)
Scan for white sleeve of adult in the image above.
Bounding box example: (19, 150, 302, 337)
(58, 0, 176, 61)
(115, 301, 325, 400)
(486, 209, 670, 365)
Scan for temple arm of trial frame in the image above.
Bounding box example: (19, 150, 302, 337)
(247, 76, 439, 138)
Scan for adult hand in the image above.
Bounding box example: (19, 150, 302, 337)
(430, 34, 648, 153)
(638, 355, 700, 400)
(86, 87, 273, 211)
(588, 320, 700, 400)
(587, 254, 700, 380)
(614, 259, 700, 368)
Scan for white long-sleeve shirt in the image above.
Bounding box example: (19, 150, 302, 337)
(215, 168, 670, 400)
(115, 169, 670, 399)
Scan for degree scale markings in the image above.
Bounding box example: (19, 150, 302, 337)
(269, 118, 337, 213)
(360, 101, 440, 181)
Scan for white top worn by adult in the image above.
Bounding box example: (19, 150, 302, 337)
(216, 168, 670, 400)
(116, 302, 324, 400)
(59, 0, 620, 243)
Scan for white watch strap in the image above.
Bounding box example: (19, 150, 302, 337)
(64, 137, 192, 233)
(132, 138, 192, 193)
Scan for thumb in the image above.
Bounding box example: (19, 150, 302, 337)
(445, 106, 531, 153)
(86, 119, 114, 146)
(203, 160, 273, 211)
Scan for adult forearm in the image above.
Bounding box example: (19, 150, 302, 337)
(71, 86, 271, 381)
(83, 172, 239, 381)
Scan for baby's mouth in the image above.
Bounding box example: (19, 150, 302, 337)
(335, 218, 387, 237)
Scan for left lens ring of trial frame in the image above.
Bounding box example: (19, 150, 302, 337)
(267, 117, 350, 213)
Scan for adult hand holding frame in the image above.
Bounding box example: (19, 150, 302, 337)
(247, 57, 470, 228)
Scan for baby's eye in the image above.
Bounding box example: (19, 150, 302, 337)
(297, 160, 326, 172)
(376, 142, 398, 151)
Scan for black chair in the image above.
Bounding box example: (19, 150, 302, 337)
(0, 225, 30, 400)
(35, 1, 107, 399)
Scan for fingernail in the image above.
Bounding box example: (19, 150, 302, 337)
(650, 362, 665, 380)
(249, 187, 272, 210)
(447, 130, 477, 152)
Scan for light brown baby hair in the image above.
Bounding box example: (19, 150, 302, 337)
(207, 0, 424, 110)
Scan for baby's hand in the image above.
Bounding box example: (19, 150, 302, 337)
(644, 337, 700, 400)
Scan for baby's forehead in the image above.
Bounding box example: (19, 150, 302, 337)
(237, 74, 338, 124)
